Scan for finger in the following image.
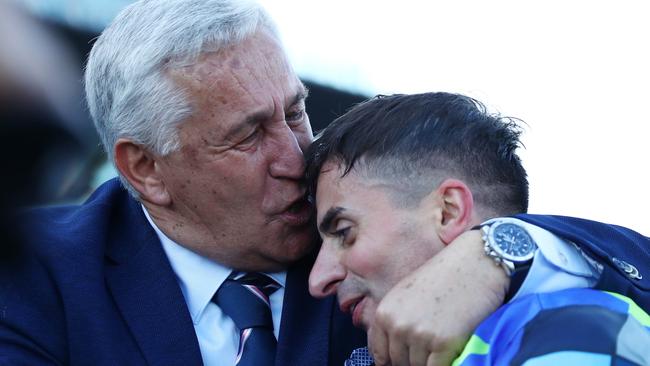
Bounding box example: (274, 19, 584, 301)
(408, 343, 429, 366)
(426, 349, 459, 366)
(387, 332, 409, 366)
(368, 324, 390, 366)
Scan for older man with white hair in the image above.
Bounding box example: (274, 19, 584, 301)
(0, 1, 364, 364)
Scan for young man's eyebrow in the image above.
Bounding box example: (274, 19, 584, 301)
(318, 206, 344, 234)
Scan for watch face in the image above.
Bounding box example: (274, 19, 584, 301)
(491, 223, 536, 261)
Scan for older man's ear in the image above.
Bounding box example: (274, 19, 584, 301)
(430, 178, 475, 245)
(114, 138, 171, 205)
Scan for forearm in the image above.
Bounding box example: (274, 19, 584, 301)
(369, 230, 508, 366)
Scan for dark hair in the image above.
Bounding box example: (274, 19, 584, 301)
(305, 92, 529, 214)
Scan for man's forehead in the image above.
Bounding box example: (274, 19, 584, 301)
(169, 30, 297, 87)
(315, 162, 367, 214)
(317, 161, 369, 191)
(314, 163, 408, 234)
(166, 32, 306, 131)
(315, 161, 403, 212)
(319, 160, 345, 178)
(316, 161, 347, 191)
(315, 163, 345, 209)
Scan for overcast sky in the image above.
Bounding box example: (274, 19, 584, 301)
(21, 0, 650, 234)
(260, 0, 650, 235)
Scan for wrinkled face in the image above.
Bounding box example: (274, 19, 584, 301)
(308, 162, 445, 330)
(157, 30, 314, 271)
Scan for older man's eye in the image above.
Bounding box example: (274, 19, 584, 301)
(286, 110, 304, 123)
(239, 129, 260, 146)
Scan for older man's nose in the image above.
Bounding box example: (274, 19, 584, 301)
(268, 124, 306, 180)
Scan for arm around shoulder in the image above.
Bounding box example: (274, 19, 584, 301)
(369, 230, 508, 366)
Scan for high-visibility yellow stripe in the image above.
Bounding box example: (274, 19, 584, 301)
(605, 292, 650, 327)
(451, 334, 489, 366)
(451, 291, 648, 366)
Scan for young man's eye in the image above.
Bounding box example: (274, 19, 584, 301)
(333, 227, 353, 246)
(333, 227, 349, 238)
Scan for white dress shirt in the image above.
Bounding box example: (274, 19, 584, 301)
(142, 207, 286, 366)
(482, 218, 603, 301)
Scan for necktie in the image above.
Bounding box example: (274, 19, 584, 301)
(213, 272, 280, 366)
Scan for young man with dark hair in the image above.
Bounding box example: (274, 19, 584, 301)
(307, 92, 650, 366)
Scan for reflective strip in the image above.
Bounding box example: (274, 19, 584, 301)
(521, 351, 611, 366)
(605, 292, 650, 327)
(451, 334, 489, 366)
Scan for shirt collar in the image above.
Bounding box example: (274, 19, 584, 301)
(141, 206, 286, 324)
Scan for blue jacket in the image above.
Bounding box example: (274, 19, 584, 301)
(515, 213, 650, 311)
(0, 179, 365, 365)
(452, 214, 650, 366)
(453, 288, 650, 365)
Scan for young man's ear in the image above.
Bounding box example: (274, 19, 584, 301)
(113, 138, 171, 205)
(432, 178, 475, 245)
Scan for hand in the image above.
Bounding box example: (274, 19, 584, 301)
(368, 230, 509, 366)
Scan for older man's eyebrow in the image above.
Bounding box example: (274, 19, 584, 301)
(288, 86, 309, 108)
(221, 108, 272, 142)
(318, 207, 345, 234)
(224, 88, 309, 141)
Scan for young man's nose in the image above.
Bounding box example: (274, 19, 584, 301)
(309, 243, 346, 298)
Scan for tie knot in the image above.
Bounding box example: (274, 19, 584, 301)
(230, 272, 281, 298)
(213, 272, 280, 330)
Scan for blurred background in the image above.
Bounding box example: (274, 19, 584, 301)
(1, 0, 648, 234)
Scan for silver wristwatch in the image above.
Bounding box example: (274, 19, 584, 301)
(479, 219, 538, 276)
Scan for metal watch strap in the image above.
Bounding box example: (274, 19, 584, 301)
(471, 223, 533, 301)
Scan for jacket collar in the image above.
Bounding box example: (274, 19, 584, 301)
(103, 182, 203, 365)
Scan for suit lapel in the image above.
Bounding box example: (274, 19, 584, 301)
(101, 183, 367, 365)
(105, 195, 203, 366)
(276, 256, 332, 365)
(275, 255, 367, 366)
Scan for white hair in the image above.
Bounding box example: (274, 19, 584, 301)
(84, 0, 278, 196)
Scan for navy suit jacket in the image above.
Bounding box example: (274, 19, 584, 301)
(0, 179, 366, 365)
